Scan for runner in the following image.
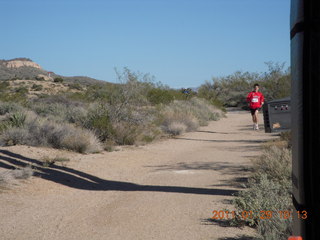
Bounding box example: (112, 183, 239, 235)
(246, 83, 264, 130)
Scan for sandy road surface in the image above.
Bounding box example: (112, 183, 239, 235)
(0, 109, 277, 240)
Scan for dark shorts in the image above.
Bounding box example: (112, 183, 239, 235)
(250, 108, 261, 115)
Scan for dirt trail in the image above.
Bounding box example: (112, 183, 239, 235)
(0, 109, 277, 240)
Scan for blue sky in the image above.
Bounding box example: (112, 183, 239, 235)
(1, 0, 290, 88)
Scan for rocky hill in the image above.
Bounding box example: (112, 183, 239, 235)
(0, 58, 114, 100)
(0, 58, 107, 86)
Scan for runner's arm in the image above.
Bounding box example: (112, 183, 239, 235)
(246, 92, 251, 103)
(261, 94, 265, 107)
(246, 92, 252, 107)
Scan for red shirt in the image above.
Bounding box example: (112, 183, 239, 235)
(246, 91, 264, 109)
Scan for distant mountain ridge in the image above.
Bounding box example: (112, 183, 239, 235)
(0, 58, 107, 86)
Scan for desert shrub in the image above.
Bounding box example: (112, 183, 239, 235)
(111, 122, 140, 145)
(35, 76, 45, 81)
(232, 140, 293, 240)
(0, 122, 9, 133)
(68, 83, 83, 90)
(160, 107, 199, 134)
(188, 98, 223, 123)
(0, 118, 102, 153)
(198, 62, 290, 107)
(280, 131, 292, 148)
(15, 86, 29, 94)
(29, 101, 87, 125)
(30, 102, 68, 120)
(260, 62, 291, 101)
(135, 124, 162, 144)
(31, 83, 43, 91)
(0, 82, 28, 103)
(0, 92, 28, 104)
(54, 77, 64, 83)
(0, 82, 29, 103)
(59, 128, 102, 153)
(0, 102, 23, 115)
(252, 146, 291, 182)
(32, 121, 102, 153)
(0, 127, 29, 146)
(65, 106, 87, 124)
(147, 88, 174, 105)
(41, 156, 70, 167)
(5, 111, 27, 128)
(82, 103, 114, 141)
(159, 98, 222, 135)
(95, 105, 157, 145)
(103, 139, 116, 152)
(163, 122, 187, 136)
(11, 166, 34, 179)
(30, 94, 76, 106)
(234, 173, 292, 239)
(180, 88, 197, 100)
(0, 166, 33, 187)
(0, 81, 10, 90)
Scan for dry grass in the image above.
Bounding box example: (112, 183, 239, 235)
(164, 122, 187, 136)
(0, 115, 102, 153)
(0, 166, 34, 189)
(159, 98, 223, 135)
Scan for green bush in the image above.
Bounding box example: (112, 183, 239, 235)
(31, 84, 43, 91)
(82, 103, 114, 141)
(15, 86, 29, 94)
(198, 62, 290, 107)
(35, 76, 45, 81)
(111, 122, 140, 145)
(180, 88, 197, 100)
(54, 77, 64, 83)
(232, 141, 293, 240)
(0, 81, 10, 91)
(68, 83, 83, 90)
(5, 112, 26, 128)
(0, 68, 227, 151)
(29, 101, 87, 125)
(30, 102, 68, 119)
(147, 88, 174, 105)
(0, 92, 28, 104)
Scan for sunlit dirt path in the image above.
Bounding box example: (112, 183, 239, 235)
(0, 109, 277, 240)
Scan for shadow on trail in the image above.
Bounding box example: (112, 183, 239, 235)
(145, 161, 251, 189)
(173, 138, 269, 143)
(145, 161, 251, 173)
(0, 149, 236, 196)
(196, 130, 232, 134)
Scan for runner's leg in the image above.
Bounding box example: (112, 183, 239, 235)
(252, 110, 257, 123)
(254, 110, 259, 129)
(251, 109, 256, 129)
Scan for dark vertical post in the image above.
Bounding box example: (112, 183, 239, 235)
(291, 0, 320, 239)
